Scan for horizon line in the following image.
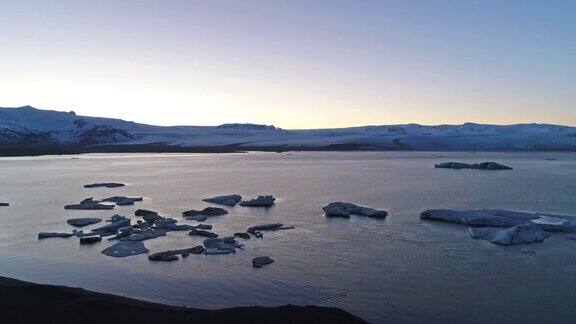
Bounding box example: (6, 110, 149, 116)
(2, 105, 575, 130)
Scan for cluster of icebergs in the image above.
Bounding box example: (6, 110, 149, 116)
(421, 209, 576, 245)
(34, 158, 576, 266)
(38, 186, 287, 267)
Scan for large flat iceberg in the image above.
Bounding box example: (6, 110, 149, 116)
(469, 224, 551, 245)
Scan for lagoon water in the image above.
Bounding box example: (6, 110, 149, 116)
(1, 152, 576, 323)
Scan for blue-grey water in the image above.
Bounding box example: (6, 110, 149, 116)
(1, 152, 576, 323)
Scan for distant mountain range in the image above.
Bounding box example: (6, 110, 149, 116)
(0, 106, 575, 155)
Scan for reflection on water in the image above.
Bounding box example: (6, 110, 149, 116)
(0, 151, 576, 323)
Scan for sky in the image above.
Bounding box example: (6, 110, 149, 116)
(0, 0, 574, 129)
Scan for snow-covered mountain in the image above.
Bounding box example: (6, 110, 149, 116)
(1, 105, 575, 154)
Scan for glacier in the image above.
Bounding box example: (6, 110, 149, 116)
(1, 105, 575, 154)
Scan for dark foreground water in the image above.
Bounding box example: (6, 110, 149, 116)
(0, 152, 575, 323)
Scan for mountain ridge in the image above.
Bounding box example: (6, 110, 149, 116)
(0, 106, 575, 155)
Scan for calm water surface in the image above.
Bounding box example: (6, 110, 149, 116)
(1, 152, 576, 323)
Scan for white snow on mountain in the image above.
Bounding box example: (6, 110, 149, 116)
(0, 106, 575, 151)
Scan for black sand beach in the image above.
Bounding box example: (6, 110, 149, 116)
(0, 276, 366, 324)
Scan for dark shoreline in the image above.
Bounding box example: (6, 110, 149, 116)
(0, 143, 398, 157)
(0, 276, 366, 323)
(1, 143, 575, 157)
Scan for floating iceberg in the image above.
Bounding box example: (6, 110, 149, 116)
(434, 162, 512, 170)
(202, 195, 242, 206)
(469, 224, 551, 245)
(240, 195, 276, 207)
(101, 241, 148, 258)
(323, 202, 388, 218)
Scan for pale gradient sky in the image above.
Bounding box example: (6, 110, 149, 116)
(1, 0, 574, 128)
